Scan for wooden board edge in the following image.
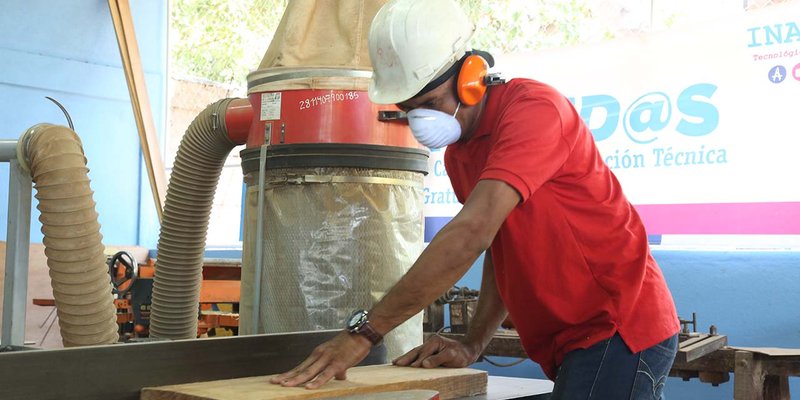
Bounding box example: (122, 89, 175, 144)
(140, 367, 487, 400)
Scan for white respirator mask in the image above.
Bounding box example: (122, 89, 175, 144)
(407, 102, 462, 149)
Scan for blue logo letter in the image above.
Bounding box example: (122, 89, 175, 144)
(623, 92, 671, 144)
(578, 95, 620, 142)
(676, 83, 719, 137)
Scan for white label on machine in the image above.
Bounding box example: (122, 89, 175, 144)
(260, 92, 281, 121)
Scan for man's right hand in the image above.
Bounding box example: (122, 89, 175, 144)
(393, 335, 481, 368)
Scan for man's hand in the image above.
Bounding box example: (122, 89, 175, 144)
(270, 331, 371, 389)
(393, 335, 481, 368)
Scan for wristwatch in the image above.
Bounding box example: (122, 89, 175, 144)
(346, 309, 383, 345)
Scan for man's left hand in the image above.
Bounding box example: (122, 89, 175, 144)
(269, 330, 372, 389)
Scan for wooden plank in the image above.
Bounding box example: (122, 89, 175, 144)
(675, 335, 728, 364)
(677, 335, 705, 348)
(108, 0, 167, 222)
(733, 347, 800, 357)
(141, 364, 487, 400)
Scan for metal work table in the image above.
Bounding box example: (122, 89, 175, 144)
(463, 376, 553, 399)
(0, 331, 382, 400)
(0, 330, 554, 400)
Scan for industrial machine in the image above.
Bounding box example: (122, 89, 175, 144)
(108, 254, 243, 341)
(108, 251, 152, 339)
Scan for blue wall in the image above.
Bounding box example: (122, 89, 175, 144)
(457, 250, 800, 399)
(0, 1, 166, 248)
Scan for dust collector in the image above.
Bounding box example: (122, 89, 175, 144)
(149, 1, 427, 360)
(236, 1, 428, 360)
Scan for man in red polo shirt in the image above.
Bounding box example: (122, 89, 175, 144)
(273, 0, 680, 398)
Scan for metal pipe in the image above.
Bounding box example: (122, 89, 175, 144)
(0, 140, 19, 161)
(224, 98, 254, 144)
(251, 144, 268, 333)
(0, 159, 31, 346)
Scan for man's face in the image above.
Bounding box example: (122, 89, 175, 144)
(396, 77, 459, 116)
(395, 76, 487, 142)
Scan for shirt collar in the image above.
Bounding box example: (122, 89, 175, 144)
(469, 83, 507, 141)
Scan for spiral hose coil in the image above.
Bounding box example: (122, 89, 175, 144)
(20, 124, 118, 347)
(149, 98, 242, 339)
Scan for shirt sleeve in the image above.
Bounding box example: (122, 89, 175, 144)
(479, 95, 571, 203)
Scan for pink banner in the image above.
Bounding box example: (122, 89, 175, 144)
(635, 202, 800, 234)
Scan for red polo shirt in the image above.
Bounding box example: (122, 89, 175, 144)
(444, 78, 679, 379)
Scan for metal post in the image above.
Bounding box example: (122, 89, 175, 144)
(1, 159, 32, 346)
(252, 144, 268, 334)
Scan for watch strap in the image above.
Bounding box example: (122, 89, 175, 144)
(353, 321, 383, 345)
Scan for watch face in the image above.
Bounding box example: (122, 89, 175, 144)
(347, 310, 367, 330)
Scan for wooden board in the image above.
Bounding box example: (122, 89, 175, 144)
(141, 364, 487, 400)
(732, 347, 800, 357)
(108, 0, 167, 222)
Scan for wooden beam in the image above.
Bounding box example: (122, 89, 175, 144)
(108, 0, 167, 222)
(735, 351, 765, 400)
(763, 375, 790, 400)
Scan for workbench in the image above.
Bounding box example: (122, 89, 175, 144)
(670, 347, 800, 400)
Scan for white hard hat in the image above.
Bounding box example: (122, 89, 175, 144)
(368, 0, 476, 105)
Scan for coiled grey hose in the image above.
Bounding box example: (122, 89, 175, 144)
(149, 98, 241, 339)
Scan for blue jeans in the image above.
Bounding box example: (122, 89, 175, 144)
(549, 333, 678, 400)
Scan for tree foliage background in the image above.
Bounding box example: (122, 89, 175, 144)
(170, 0, 760, 85)
(170, 0, 288, 84)
(169, 0, 614, 84)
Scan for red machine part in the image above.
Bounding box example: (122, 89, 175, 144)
(224, 98, 254, 144)
(246, 89, 419, 149)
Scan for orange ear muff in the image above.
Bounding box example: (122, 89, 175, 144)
(457, 54, 489, 106)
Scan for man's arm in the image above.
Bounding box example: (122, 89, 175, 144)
(368, 180, 518, 336)
(464, 250, 508, 357)
(272, 179, 520, 388)
(393, 249, 508, 368)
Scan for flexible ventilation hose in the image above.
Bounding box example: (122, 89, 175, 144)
(149, 98, 245, 339)
(18, 124, 118, 347)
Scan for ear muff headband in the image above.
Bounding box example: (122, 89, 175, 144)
(456, 54, 489, 106)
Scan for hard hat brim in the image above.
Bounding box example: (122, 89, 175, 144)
(367, 80, 419, 105)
